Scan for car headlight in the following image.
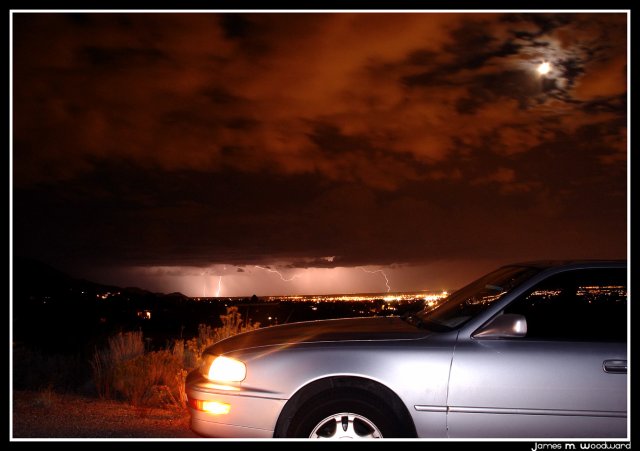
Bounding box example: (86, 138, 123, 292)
(202, 355, 246, 382)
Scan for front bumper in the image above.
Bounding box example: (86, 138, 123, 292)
(187, 376, 287, 438)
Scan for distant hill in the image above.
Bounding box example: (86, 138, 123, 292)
(11, 257, 192, 353)
(11, 257, 187, 299)
(12, 257, 115, 297)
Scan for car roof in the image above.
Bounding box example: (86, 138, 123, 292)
(505, 259, 627, 270)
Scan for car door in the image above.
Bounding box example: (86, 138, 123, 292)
(446, 267, 627, 438)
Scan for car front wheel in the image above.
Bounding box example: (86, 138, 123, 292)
(287, 391, 403, 439)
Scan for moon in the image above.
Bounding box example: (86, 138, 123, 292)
(537, 62, 551, 75)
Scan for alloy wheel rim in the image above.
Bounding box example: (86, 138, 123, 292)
(309, 412, 383, 439)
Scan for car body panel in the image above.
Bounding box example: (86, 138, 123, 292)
(189, 332, 457, 438)
(447, 340, 627, 437)
(445, 412, 625, 439)
(211, 316, 432, 354)
(188, 390, 286, 438)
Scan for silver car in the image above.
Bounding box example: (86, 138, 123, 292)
(186, 260, 627, 439)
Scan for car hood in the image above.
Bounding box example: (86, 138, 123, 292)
(209, 316, 430, 354)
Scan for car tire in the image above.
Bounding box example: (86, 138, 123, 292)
(286, 390, 404, 438)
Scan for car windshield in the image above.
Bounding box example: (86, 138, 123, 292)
(404, 265, 542, 331)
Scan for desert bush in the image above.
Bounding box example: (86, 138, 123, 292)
(183, 306, 260, 369)
(88, 308, 261, 409)
(90, 330, 145, 399)
(171, 341, 188, 405)
(214, 306, 261, 341)
(112, 349, 183, 408)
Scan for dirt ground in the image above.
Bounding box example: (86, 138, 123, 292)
(12, 390, 200, 439)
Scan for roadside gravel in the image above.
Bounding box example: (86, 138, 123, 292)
(12, 390, 199, 439)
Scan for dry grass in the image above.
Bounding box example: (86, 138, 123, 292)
(184, 306, 260, 368)
(12, 390, 197, 439)
(91, 331, 145, 399)
(112, 350, 184, 408)
(88, 307, 260, 409)
(31, 385, 58, 409)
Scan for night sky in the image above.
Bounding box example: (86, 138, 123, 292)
(11, 11, 628, 297)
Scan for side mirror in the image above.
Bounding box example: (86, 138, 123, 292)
(472, 313, 527, 339)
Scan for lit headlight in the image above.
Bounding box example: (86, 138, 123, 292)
(203, 355, 246, 382)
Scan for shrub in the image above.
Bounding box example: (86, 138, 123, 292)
(89, 307, 261, 409)
(183, 306, 260, 370)
(214, 306, 261, 342)
(90, 331, 145, 399)
(112, 349, 183, 408)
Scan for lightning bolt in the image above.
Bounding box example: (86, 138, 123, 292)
(215, 276, 222, 297)
(358, 267, 391, 292)
(255, 265, 302, 282)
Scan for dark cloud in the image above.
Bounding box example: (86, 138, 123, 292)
(12, 12, 627, 294)
(453, 70, 541, 113)
(220, 14, 253, 40)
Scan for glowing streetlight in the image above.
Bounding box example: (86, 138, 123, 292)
(537, 62, 551, 75)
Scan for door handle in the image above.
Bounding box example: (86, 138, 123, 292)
(603, 360, 627, 374)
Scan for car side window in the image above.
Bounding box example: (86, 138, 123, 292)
(504, 268, 627, 342)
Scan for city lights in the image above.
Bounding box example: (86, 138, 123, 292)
(262, 290, 449, 304)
